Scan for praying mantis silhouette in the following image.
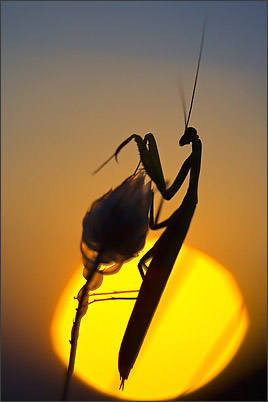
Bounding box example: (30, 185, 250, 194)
(94, 22, 206, 389)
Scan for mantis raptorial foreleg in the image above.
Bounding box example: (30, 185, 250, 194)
(94, 130, 195, 202)
(94, 133, 166, 193)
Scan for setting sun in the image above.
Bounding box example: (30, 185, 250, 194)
(51, 240, 249, 400)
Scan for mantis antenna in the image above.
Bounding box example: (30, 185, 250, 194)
(185, 18, 207, 129)
(93, 18, 207, 175)
(178, 77, 187, 127)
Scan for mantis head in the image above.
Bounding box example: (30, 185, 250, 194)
(179, 127, 197, 146)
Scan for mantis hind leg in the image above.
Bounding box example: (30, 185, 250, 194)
(138, 193, 170, 279)
(138, 247, 155, 280)
(149, 191, 170, 230)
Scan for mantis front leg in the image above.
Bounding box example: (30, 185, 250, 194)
(113, 133, 166, 192)
(140, 133, 194, 200)
(95, 133, 193, 201)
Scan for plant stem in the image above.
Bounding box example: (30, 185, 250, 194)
(62, 253, 102, 401)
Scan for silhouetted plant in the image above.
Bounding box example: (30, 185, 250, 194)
(62, 171, 152, 400)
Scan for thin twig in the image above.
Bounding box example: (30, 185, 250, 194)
(88, 289, 139, 297)
(62, 253, 102, 400)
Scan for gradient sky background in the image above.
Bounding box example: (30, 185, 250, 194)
(2, 1, 267, 401)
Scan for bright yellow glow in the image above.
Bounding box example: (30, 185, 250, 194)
(51, 240, 249, 400)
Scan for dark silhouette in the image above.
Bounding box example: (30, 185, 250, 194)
(93, 18, 206, 390)
(118, 128, 202, 389)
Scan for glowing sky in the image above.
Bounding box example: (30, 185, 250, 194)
(2, 1, 266, 400)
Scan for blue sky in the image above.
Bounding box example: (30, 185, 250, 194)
(2, 1, 266, 72)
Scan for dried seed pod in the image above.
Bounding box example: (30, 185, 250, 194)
(81, 171, 152, 274)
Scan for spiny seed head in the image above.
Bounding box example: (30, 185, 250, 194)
(81, 171, 152, 274)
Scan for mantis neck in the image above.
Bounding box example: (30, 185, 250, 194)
(191, 135, 201, 153)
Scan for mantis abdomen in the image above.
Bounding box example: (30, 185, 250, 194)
(119, 188, 198, 387)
